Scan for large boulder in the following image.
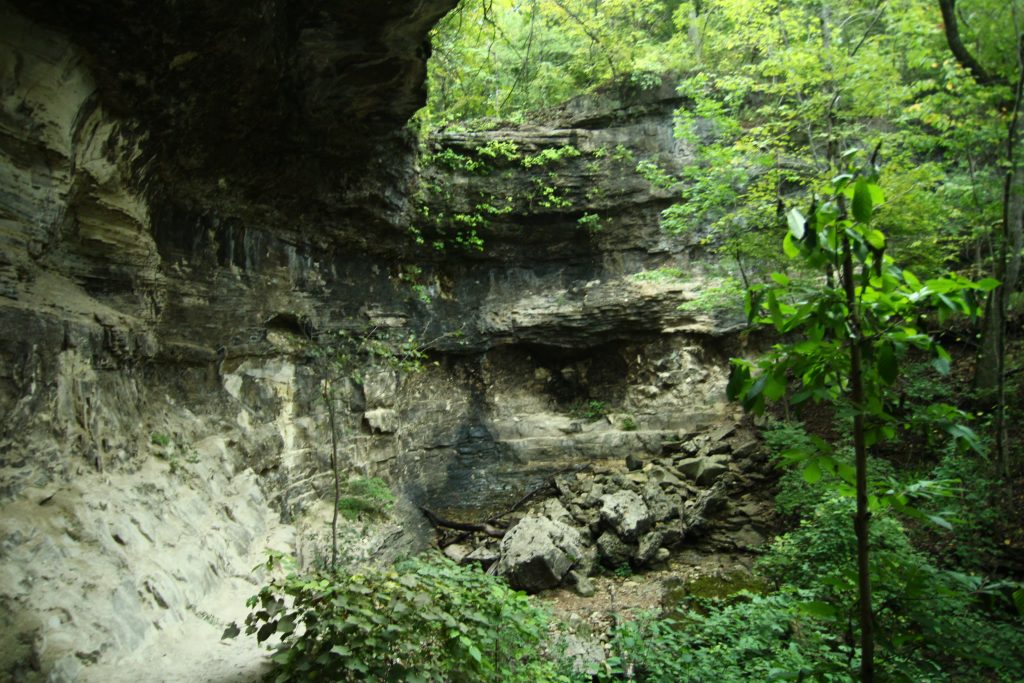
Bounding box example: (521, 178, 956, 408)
(643, 482, 684, 523)
(495, 515, 585, 592)
(677, 454, 730, 486)
(635, 529, 666, 565)
(596, 531, 633, 567)
(599, 490, 653, 540)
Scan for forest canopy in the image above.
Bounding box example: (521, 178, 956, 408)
(425, 0, 1021, 306)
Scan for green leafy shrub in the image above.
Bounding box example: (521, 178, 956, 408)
(576, 212, 602, 233)
(238, 553, 570, 683)
(597, 593, 851, 682)
(923, 447, 1005, 572)
(595, 493, 1024, 682)
(635, 159, 676, 189)
(570, 400, 609, 421)
(521, 145, 581, 168)
(757, 495, 1024, 681)
(336, 477, 395, 521)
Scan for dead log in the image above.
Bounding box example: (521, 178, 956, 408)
(421, 507, 507, 538)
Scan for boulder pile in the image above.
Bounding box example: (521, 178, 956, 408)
(435, 423, 774, 593)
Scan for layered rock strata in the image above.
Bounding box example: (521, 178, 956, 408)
(0, 1, 747, 679)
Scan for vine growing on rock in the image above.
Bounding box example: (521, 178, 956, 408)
(412, 137, 661, 252)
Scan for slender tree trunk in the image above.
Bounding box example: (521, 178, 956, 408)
(688, 3, 703, 64)
(324, 381, 341, 569)
(842, 236, 875, 683)
(976, 34, 1024, 475)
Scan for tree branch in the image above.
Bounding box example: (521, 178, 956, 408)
(937, 0, 1002, 86)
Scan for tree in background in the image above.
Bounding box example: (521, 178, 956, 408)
(425, 0, 686, 125)
(934, 0, 1024, 474)
(425, 0, 1024, 473)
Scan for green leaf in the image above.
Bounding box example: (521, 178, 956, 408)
(866, 183, 884, 206)
(726, 364, 750, 401)
(926, 514, 954, 531)
(793, 339, 821, 354)
(768, 291, 784, 330)
(783, 231, 800, 258)
(786, 207, 805, 239)
(865, 229, 886, 250)
(771, 272, 790, 286)
(924, 277, 958, 294)
(221, 622, 241, 640)
(779, 449, 811, 465)
(877, 343, 898, 385)
(852, 178, 873, 223)
(803, 459, 822, 484)
(256, 621, 277, 644)
(764, 373, 787, 401)
(799, 600, 838, 620)
(976, 277, 1000, 291)
(1013, 588, 1024, 616)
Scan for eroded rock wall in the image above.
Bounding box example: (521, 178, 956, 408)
(0, 1, 744, 679)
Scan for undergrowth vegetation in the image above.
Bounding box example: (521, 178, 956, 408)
(232, 553, 570, 683)
(597, 430, 1024, 681)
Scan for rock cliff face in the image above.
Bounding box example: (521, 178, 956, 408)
(0, 1, 742, 679)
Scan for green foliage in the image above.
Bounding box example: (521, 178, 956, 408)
(336, 477, 394, 522)
(424, 0, 685, 124)
(676, 274, 745, 317)
(414, 141, 600, 251)
(427, 148, 490, 174)
(925, 448, 1007, 571)
(397, 264, 433, 304)
(597, 594, 852, 682)
(612, 564, 633, 578)
(477, 138, 520, 160)
(594, 487, 1024, 682)
(575, 212, 602, 233)
(630, 267, 685, 283)
(150, 432, 171, 448)
(725, 165, 1000, 678)
(634, 159, 676, 189)
(570, 399, 609, 421)
(521, 145, 581, 168)
(234, 553, 569, 683)
(727, 170, 989, 451)
(757, 494, 1024, 682)
(657, 0, 1019, 280)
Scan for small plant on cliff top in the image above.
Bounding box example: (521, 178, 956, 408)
(227, 552, 570, 683)
(570, 399, 610, 421)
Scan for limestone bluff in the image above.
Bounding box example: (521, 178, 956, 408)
(0, 1, 742, 680)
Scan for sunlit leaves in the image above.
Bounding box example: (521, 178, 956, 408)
(730, 169, 987, 507)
